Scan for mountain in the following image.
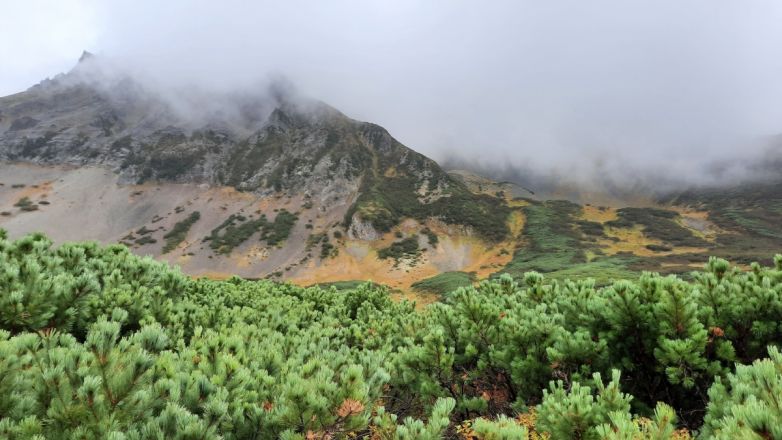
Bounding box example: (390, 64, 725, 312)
(0, 54, 511, 295)
(2, 54, 780, 295)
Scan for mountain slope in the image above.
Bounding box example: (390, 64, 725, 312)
(2, 54, 779, 294)
(0, 55, 509, 241)
(663, 179, 782, 265)
(0, 55, 511, 293)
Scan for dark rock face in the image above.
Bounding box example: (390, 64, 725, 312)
(8, 116, 40, 131)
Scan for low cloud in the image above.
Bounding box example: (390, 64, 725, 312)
(5, 0, 782, 189)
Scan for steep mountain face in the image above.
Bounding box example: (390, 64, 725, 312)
(0, 55, 505, 242)
(0, 55, 513, 293)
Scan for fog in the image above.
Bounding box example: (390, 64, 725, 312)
(3, 0, 782, 189)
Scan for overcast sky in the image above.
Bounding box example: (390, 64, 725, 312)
(2, 0, 782, 185)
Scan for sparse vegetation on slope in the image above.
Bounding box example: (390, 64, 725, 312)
(260, 209, 298, 246)
(134, 235, 157, 245)
(205, 214, 266, 254)
(349, 174, 511, 242)
(203, 209, 298, 254)
(606, 207, 708, 247)
(667, 181, 782, 265)
(421, 227, 439, 247)
(377, 236, 420, 261)
(162, 211, 200, 253)
(13, 196, 38, 212)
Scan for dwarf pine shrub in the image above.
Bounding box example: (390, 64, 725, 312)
(1, 230, 781, 438)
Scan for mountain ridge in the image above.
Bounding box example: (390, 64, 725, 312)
(0, 55, 516, 294)
(0, 55, 508, 242)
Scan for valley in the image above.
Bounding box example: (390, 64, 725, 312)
(3, 158, 779, 299)
(1, 54, 780, 300)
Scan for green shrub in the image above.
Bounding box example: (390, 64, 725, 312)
(260, 209, 298, 246)
(136, 225, 154, 235)
(207, 214, 266, 254)
(321, 240, 336, 259)
(536, 370, 632, 439)
(377, 237, 419, 261)
(13, 197, 37, 212)
(646, 244, 673, 252)
(701, 346, 782, 439)
(1, 231, 781, 438)
(134, 235, 157, 245)
(162, 211, 200, 253)
(307, 232, 328, 250)
(578, 220, 605, 237)
(422, 227, 439, 247)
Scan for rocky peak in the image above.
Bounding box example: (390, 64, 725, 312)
(78, 50, 95, 64)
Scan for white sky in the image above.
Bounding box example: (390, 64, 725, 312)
(2, 1, 782, 184)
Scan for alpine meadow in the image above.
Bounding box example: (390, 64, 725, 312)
(2, 1, 782, 439)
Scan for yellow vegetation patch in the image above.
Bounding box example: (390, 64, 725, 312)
(508, 210, 526, 238)
(580, 205, 617, 223)
(581, 205, 712, 257)
(601, 225, 652, 252)
(175, 253, 193, 265)
(600, 225, 708, 257)
(451, 218, 518, 279)
(217, 185, 251, 200)
(507, 198, 530, 208)
(288, 238, 439, 293)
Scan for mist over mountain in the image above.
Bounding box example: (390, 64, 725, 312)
(442, 133, 782, 204)
(5, 1, 782, 190)
(0, 52, 515, 289)
(0, 53, 478, 211)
